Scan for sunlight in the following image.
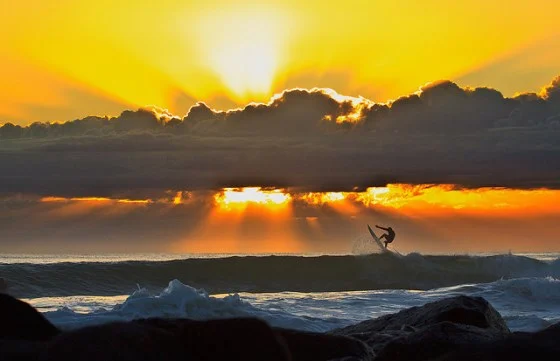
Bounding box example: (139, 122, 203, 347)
(40, 196, 151, 204)
(299, 192, 346, 205)
(175, 187, 299, 253)
(196, 8, 287, 98)
(214, 187, 292, 211)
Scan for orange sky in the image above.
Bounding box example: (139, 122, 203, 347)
(1, 0, 559, 124)
(12, 186, 555, 254)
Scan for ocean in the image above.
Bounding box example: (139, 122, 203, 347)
(1, 252, 559, 334)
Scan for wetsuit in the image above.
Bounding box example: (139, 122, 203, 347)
(378, 227, 395, 248)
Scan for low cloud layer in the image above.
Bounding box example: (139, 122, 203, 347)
(1, 76, 560, 196)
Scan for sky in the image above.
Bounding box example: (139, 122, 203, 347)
(1, 1, 559, 254)
(2, 0, 560, 124)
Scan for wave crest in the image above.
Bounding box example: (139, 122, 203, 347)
(2, 253, 559, 298)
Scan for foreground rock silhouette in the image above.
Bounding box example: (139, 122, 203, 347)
(0, 293, 558, 360)
(0, 278, 7, 292)
(331, 295, 560, 361)
(331, 295, 510, 358)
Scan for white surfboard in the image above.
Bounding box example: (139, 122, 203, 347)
(367, 224, 388, 252)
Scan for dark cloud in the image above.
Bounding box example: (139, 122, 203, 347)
(1, 76, 560, 196)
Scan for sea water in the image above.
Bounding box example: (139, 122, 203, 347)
(1, 252, 559, 333)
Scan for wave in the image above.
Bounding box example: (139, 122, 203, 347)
(2, 253, 559, 298)
(40, 277, 560, 334)
(424, 276, 560, 332)
(42, 280, 338, 332)
(489, 276, 560, 302)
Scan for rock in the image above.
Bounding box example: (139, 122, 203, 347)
(331, 295, 509, 354)
(131, 319, 374, 361)
(40, 320, 184, 361)
(0, 340, 47, 361)
(0, 292, 372, 361)
(40, 317, 377, 361)
(42, 317, 291, 361)
(275, 327, 374, 361)
(330, 295, 510, 359)
(438, 321, 560, 361)
(333, 295, 509, 336)
(4, 294, 556, 361)
(0, 293, 60, 341)
(375, 321, 507, 361)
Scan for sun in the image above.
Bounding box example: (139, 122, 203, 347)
(214, 187, 291, 211)
(196, 8, 288, 98)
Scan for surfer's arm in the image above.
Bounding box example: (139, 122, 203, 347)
(376, 225, 388, 231)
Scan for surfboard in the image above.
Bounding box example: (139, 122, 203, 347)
(367, 224, 388, 252)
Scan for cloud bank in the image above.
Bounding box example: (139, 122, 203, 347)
(1, 76, 560, 197)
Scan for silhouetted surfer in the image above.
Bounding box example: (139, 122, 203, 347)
(376, 225, 395, 248)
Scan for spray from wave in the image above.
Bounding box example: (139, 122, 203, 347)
(40, 280, 338, 332)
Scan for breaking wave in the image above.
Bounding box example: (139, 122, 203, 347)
(2, 253, 559, 299)
(41, 279, 338, 332)
(36, 276, 560, 333)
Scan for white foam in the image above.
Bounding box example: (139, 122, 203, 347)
(43, 280, 337, 332)
(39, 277, 560, 334)
(492, 277, 560, 302)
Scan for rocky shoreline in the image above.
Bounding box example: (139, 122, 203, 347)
(1, 293, 558, 360)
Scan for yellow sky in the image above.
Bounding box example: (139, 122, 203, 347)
(2, 0, 559, 124)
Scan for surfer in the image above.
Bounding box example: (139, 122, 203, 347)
(375, 225, 395, 248)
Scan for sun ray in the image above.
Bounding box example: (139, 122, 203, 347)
(194, 7, 289, 99)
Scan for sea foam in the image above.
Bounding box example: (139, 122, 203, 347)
(43, 279, 337, 332)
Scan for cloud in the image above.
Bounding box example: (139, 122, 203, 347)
(1, 76, 560, 196)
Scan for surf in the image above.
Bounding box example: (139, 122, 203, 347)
(28, 276, 560, 334)
(2, 253, 559, 299)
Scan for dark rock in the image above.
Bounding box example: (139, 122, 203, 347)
(333, 295, 509, 336)
(40, 320, 183, 361)
(0, 291, 372, 361)
(331, 295, 509, 354)
(375, 321, 508, 361)
(438, 321, 560, 361)
(0, 293, 60, 341)
(275, 327, 374, 361)
(0, 277, 7, 292)
(132, 318, 374, 360)
(0, 340, 46, 361)
(3, 294, 555, 361)
(42, 317, 291, 361)
(330, 295, 511, 360)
